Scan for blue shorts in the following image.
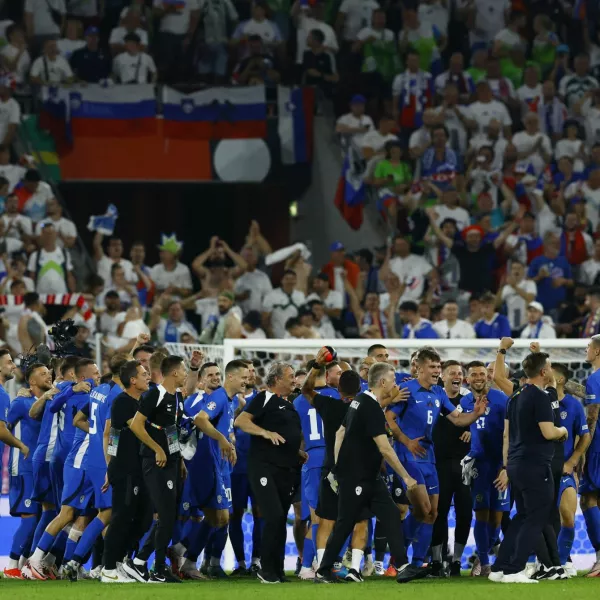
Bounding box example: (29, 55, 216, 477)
(301, 465, 321, 519)
(9, 473, 39, 516)
(85, 466, 112, 510)
(179, 479, 202, 518)
(471, 460, 510, 512)
(49, 459, 65, 509)
(61, 464, 93, 510)
(403, 461, 439, 495)
(191, 460, 232, 511)
(557, 473, 577, 505)
(231, 472, 254, 514)
(580, 452, 600, 495)
(32, 459, 53, 504)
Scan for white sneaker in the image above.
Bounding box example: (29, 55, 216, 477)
(501, 570, 539, 584)
(524, 562, 537, 579)
(342, 549, 352, 569)
(100, 568, 135, 583)
(90, 565, 103, 580)
(374, 561, 385, 576)
(77, 566, 91, 580)
(362, 556, 375, 577)
(488, 571, 504, 582)
(565, 562, 577, 578)
(298, 566, 315, 580)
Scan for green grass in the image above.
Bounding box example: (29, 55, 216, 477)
(0, 575, 596, 599)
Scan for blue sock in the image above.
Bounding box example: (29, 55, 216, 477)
(474, 520, 490, 566)
(64, 537, 77, 562)
(52, 530, 68, 554)
(72, 517, 105, 564)
(38, 531, 56, 554)
(229, 518, 245, 565)
(411, 523, 433, 567)
(31, 510, 56, 553)
(584, 507, 600, 549)
(403, 513, 417, 548)
(10, 517, 38, 560)
(488, 524, 500, 548)
(302, 531, 316, 568)
(340, 535, 350, 558)
(172, 518, 186, 545)
(252, 517, 263, 560)
(311, 523, 319, 556)
(558, 526, 575, 565)
(528, 553, 536, 563)
(189, 520, 213, 561)
(211, 526, 228, 560)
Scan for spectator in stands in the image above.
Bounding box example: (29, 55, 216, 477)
(421, 124, 463, 185)
(97, 263, 141, 309)
(534, 80, 568, 142)
(24, 0, 66, 55)
(128, 240, 154, 307)
(459, 0, 509, 51)
(335, 0, 380, 49)
(433, 300, 476, 338)
(321, 240, 359, 296)
(1, 193, 34, 250)
(519, 300, 556, 339)
(397, 300, 439, 339)
(483, 55, 517, 107)
(0, 254, 35, 293)
(98, 289, 127, 349)
(17, 292, 47, 352)
(70, 26, 112, 83)
(434, 52, 475, 102)
(517, 63, 543, 118)
(262, 269, 305, 338)
(231, 1, 283, 60)
(151, 298, 198, 344)
(35, 197, 77, 249)
(309, 299, 336, 338)
(30, 38, 75, 85)
(433, 82, 477, 155)
(27, 223, 75, 294)
(498, 260, 537, 333)
(0, 25, 31, 86)
(198, 290, 242, 344)
(360, 114, 398, 161)
(306, 272, 344, 320)
(57, 18, 85, 59)
(425, 184, 470, 230)
(580, 238, 600, 286)
(492, 10, 526, 57)
(196, 0, 238, 84)
(301, 29, 339, 93)
(559, 52, 599, 109)
(512, 112, 553, 176)
(231, 34, 280, 85)
(15, 169, 55, 223)
(561, 210, 593, 266)
(112, 33, 157, 83)
(399, 9, 446, 76)
(109, 6, 148, 55)
(150, 235, 193, 297)
(93, 233, 137, 286)
(355, 248, 382, 295)
(0, 77, 20, 149)
(153, 0, 200, 81)
(408, 108, 438, 162)
(241, 310, 266, 339)
(474, 291, 512, 338)
(233, 246, 272, 315)
(581, 287, 600, 338)
(528, 231, 574, 314)
(335, 95, 374, 149)
(469, 80, 513, 140)
(344, 276, 388, 339)
(575, 89, 600, 151)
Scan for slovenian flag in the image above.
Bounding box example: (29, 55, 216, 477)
(163, 86, 267, 140)
(334, 146, 366, 230)
(39, 86, 72, 144)
(87, 203, 119, 235)
(277, 86, 314, 164)
(68, 84, 157, 137)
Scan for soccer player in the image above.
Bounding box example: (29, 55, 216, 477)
(387, 348, 487, 583)
(358, 357, 376, 392)
(367, 344, 412, 383)
(430, 360, 471, 577)
(460, 361, 509, 578)
(293, 359, 342, 580)
(23, 359, 99, 581)
(553, 363, 590, 576)
(580, 334, 600, 576)
(2, 350, 35, 580)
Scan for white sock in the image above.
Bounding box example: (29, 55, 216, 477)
(317, 549, 325, 568)
(351, 549, 364, 572)
(133, 558, 146, 566)
(210, 557, 220, 567)
(172, 542, 186, 557)
(8, 558, 19, 569)
(31, 547, 46, 562)
(68, 529, 83, 543)
(44, 553, 56, 567)
(18, 556, 26, 569)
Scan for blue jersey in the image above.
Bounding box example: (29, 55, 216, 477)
(294, 393, 326, 469)
(85, 382, 123, 470)
(396, 372, 412, 384)
(389, 379, 455, 463)
(360, 379, 369, 392)
(0, 384, 9, 463)
(527, 255, 572, 311)
(7, 396, 40, 475)
(402, 320, 439, 339)
(52, 381, 92, 462)
(184, 391, 207, 417)
(461, 388, 507, 463)
(233, 389, 256, 474)
(33, 391, 63, 464)
(586, 369, 600, 454)
(474, 314, 511, 339)
(65, 395, 91, 470)
(560, 394, 588, 461)
(201, 386, 235, 465)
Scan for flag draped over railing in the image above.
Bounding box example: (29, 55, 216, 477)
(334, 145, 366, 230)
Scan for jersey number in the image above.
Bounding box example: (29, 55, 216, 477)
(427, 410, 433, 425)
(308, 408, 323, 441)
(89, 403, 98, 435)
(476, 417, 486, 430)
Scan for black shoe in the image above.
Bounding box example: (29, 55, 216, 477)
(427, 561, 447, 578)
(315, 570, 344, 584)
(345, 568, 364, 583)
(257, 570, 281, 584)
(532, 565, 551, 580)
(546, 567, 567, 581)
(449, 561, 461, 577)
(207, 565, 228, 579)
(151, 565, 182, 584)
(248, 563, 260, 576)
(396, 564, 429, 583)
(230, 567, 248, 577)
(122, 558, 150, 583)
(295, 557, 302, 576)
(279, 574, 291, 583)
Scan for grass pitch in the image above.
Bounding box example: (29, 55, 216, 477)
(0, 573, 595, 600)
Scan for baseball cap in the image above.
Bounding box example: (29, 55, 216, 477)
(85, 26, 99, 36)
(528, 301, 544, 313)
(316, 272, 329, 282)
(557, 44, 570, 54)
(329, 241, 344, 252)
(351, 94, 366, 104)
(124, 32, 141, 44)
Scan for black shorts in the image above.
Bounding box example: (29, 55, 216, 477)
(316, 469, 372, 522)
(391, 474, 409, 506)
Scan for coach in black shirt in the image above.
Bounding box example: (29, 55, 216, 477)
(235, 361, 304, 584)
(491, 352, 567, 583)
(130, 355, 187, 583)
(315, 362, 417, 584)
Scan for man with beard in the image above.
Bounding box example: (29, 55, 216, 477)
(460, 361, 509, 578)
(198, 291, 242, 344)
(430, 360, 472, 577)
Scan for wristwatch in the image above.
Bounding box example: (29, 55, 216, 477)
(497, 349, 507, 355)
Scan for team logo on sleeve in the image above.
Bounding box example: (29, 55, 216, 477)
(355, 486, 362, 496)
(207, 401, 217, 411)
(24, 499, 31, 508)
(260, 477, 267, 486)
(167, 480, 174, 490)
(560, 411, 567, 420)
(133, 486, 139, 496)
(435, 400, 440, 407)
(79, 495, 85, 504)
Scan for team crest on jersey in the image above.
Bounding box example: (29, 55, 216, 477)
(167, 480, 174, 490)
(133, 486, 139, 496)
(183, 502, 190, 511)
(207, 401, 217, 411)
(395, 488, 401, 497)
(217, 495, 222, 503)
(79, 495, 85, 504)
(485, 407, 491, 415)
(260, 477, 267, 486)
(435, 399, 440, 408)
(355, 486, 362, 496)
(560, 411, 567, 420)
(24, 499, 31, 508)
